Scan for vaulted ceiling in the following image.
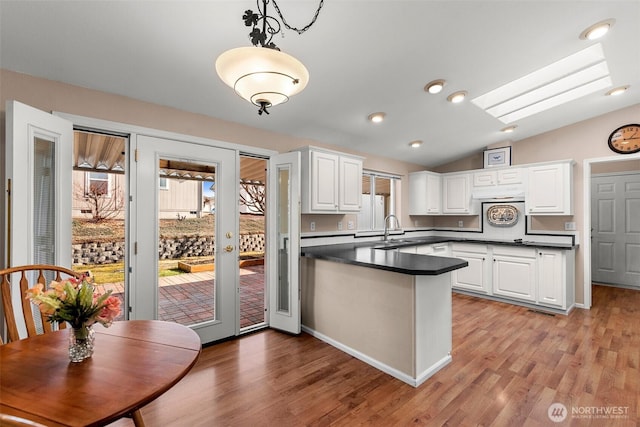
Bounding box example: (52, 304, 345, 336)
(2, 1, 638, 168)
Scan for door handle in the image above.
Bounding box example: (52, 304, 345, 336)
(224, 245, 234, 252)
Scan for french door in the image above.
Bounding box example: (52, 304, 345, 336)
(5, 100, 302, 343)
(134, 135, 238, 343)
(5, 101, 73, 269)
(267, 152, 301, 334)
(5, 101, 73, 339)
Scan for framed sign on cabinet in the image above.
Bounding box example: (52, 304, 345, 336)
(483, 146, 511, 168)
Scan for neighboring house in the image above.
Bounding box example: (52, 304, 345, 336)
(72, 171, 209, 220)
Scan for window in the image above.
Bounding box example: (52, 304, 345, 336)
(159, 177, 169, 190)
(357, 171, 400, 231)
(86, 172, 110, 197)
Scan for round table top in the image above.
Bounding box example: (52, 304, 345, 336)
(0, 320, 201, 427)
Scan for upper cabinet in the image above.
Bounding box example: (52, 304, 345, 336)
(339, 156, 363, 212)
(525, 161, 574, 215)
(473, 168, 523, 187)
(442, 173, 474, 214)
(409, 171, 441, 215)
(408, 160, 574, 217)
(297, 146, 363, 214)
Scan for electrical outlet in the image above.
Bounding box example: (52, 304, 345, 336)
(347, 221, 354, 230)
(310, 221, 316, 231)
(458, 220, 464, 228)
(338, 221, 343, 231)
(564, 222, 576, 231)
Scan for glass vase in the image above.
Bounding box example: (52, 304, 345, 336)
(69, 325, 95, 362)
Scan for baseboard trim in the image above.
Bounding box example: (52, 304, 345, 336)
(301, 325, 451, 388)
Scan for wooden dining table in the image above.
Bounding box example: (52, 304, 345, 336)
(0, 320, 201, 427)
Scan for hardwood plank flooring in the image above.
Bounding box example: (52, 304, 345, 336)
(109, 285, 639, 426)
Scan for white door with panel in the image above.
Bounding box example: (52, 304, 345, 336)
(267, 152, 301, 334)
(591, 172, 640, 288)
(135, 135, 238, 343)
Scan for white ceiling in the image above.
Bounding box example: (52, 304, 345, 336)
(1, 1, 639, 168)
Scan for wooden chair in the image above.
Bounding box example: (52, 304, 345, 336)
(0, 264, 82, 343)
(0, 264, 146, 427)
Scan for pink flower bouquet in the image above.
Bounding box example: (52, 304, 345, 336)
(26, 276, 121, 329)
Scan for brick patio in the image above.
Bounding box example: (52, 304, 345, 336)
(98, 264, 265, 329)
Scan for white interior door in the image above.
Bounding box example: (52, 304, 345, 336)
(134, 135, 238, 343)
(268, 151, 301, 333)
(591, 172, 640, 288)
(5, 101, 73, 268)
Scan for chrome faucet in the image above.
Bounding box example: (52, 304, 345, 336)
(383, 214, 400, 241)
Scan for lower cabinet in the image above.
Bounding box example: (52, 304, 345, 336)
(492, 247, 537, 302)
(537, 249, 575, 309)
(450, 243, 575, 313)
(451, 244, 490, 294)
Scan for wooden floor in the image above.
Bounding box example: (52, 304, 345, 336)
(110, 285, 639, 426)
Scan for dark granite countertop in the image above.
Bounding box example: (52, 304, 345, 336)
(300, 236, 576, 276)
(301, 241, 468, 276)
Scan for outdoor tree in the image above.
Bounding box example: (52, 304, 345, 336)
(239, 180, 265, 215)
(74, 177, 124, 222)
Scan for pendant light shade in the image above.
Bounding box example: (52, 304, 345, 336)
(216, 46, 309, 110)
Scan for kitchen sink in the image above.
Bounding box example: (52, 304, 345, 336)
(372, 239, 414, 250)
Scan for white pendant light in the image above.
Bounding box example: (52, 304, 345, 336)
(215, 0, 323, 115)
(216, 47, 309, 113)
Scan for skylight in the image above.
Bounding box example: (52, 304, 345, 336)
(471, 44, 612, 124)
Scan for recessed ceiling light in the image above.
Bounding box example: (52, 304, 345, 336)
(501, 126, 517, 133)
(424, 79, 446, 94)
(367, 112, 386, 123)
(606, 85, 629, 96)
(471, 43, 612, 123)
(409, 140, 423, 148)
(579, 19, 615, 40)
(447, 91, 467, 103)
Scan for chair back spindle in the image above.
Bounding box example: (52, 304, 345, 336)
(0, 264, 82, 342)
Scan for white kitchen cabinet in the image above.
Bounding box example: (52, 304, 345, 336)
(473, 168, 523, 187)
(537, 248, 575, 309)
(408, 171, 441, 215)
(339, 156, 363, 211)
(442, 173, 474, 214)
(492, 246, 537, 302)
(451, 244, 490, 294)
(298, 147, 363, 214)
(526, 161, 574, 215)
(497, 168, 524, 185)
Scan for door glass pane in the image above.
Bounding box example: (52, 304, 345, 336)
(33, 137, 55, 265)
(277, 166, 290, 313)
(157, 158, 217, 326)
(71, 131, 127, 322)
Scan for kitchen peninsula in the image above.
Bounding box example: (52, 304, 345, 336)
(300, 241, 468, 387)
(301, 234, 576, 387)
